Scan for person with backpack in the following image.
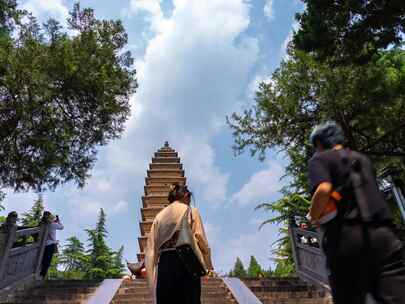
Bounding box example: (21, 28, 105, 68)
(307, 121, 405, 304)
(144, 183, 213, 304)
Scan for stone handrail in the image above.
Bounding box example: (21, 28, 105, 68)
(0, 223, 48, 290)
(288, 218, 330, 291)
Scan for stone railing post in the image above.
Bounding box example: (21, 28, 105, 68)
(34, 223, 48, 277)
(288, 216, 299, 270)
(0, 224, 17, 283)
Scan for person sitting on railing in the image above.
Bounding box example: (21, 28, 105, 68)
(39, 211, 64, 278)
(307, 121, 405, 304)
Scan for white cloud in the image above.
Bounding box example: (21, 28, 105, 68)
(3, 0, 262, 271)
(247, 71, 272, 98)
(206, 221, 279, 274)
(280, 20, 300, 59)
(264, 0, 274, 20)
(119, 0, 259, 204)
(180, 140, 229, 203)
(113, 200, 129, 214)
(231, 160, 285, 206)
(2, 191, 39, 216)
(22, 0, 69, 25)
(127, 0, 166, 33)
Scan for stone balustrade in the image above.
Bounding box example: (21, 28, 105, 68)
(0, 223, 48, 293)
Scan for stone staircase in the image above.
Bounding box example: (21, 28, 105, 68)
(3, 280, 101, 304)
(243, 278, 332, 304)
(110, 278, 237, 304)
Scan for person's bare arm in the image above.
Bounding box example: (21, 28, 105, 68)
(309, 182, 333, 222)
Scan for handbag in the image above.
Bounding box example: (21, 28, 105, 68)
(175, 208, 207, 277)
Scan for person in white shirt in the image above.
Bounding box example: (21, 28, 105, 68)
(40, 211, 64, 278)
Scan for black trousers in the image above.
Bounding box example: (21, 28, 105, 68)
(323, 221, 405, 304)
(40, 244, 57, 277)
(156, 250, 201, 304)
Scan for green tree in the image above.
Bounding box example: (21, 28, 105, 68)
(0, 204, 5, 223)
(247, 255, 264, 278)
(229, 257, 247, 278)
(293, 0, 405, 64)
(273, 258, 295, 278)
(110, 246, 125, 278)
(0, 2, 137, 199)
(47, 253, 61, 279)
(60, 236, 87, 273)
(228, 46, 405, 269)
(20, 195, 44, 227)
(85, 208, 122, 279)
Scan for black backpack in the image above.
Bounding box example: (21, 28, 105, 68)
(338, 149, 393, 223)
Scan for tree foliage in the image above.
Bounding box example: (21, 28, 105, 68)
(228, 257, 247, 278)
(0, 2, 137, 197)
(247, 255, 264, 278)
(59, 236, 87, 273)
(294, 0, 405, 64)
(20, 194, 44, 227)
(45, 208, 124, 280)
(228, 256, 271, 278)
(85, 208, 123, 279)
(229, 47, 405, 197)
(228, 2, 405, 274)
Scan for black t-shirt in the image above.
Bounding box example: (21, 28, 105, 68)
(308, 149, 392, 222)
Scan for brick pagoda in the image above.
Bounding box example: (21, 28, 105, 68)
(137, 142, 186, 261)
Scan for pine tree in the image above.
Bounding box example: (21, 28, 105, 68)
(60, 236, 87, 273)
(247, 256, 264, 278)
(85, 208, 114, 279)
(21, 194, 44, 227)
(229, 257, 247, 278)
(96, 208, 108, 238)
(263, 266, 272, 278)
(110, 246, 125, 278)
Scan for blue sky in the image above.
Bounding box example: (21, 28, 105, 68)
(3, 0, 304, 274)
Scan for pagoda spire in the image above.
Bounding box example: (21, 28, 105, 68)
(137, 143, 186, 261)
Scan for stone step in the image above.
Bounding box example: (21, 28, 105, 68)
(111, 278, 236, 304)
(42, 280, 101, 287)
(151, 157, 180, 163)
(5, 280, 101, 304)
(120, 278, 226, 287)
(145, 176, 186, 186)
(147, 169, 184, 178)
(141, 207, 164, 221)
(13, 293, 89, 300)
(154, 152, 178, 158)
(29, 287, 97, 294)
(150, 163, 182, 170)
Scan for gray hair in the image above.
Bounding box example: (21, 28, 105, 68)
(309, 121, 345, 149)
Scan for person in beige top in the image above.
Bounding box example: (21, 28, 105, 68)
(145, 184, 213, 304)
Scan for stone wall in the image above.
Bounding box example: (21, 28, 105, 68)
(243, 278, 333, 304)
